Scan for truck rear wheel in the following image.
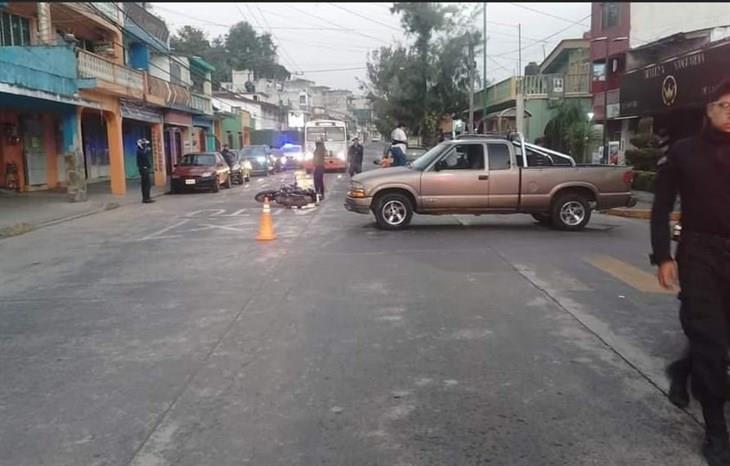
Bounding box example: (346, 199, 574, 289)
(551, 193, 591, 231)
(373, 192, 413, 230)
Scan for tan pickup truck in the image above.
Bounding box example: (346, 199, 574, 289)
(345, 133, 637, 231)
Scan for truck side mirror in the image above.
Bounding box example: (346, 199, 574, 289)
(434, 160, 446, 171)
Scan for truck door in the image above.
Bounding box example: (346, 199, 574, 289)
(486, 141, 520, 209)
(420, 142, 489, 210)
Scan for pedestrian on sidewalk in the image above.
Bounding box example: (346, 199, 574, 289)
(313, 139, 327, 200)
(348, 137, 363, 177)
(651, 78, 730, 466)
(136, 138, 154, 204)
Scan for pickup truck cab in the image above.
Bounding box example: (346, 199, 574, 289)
(345, 133, 637, 231)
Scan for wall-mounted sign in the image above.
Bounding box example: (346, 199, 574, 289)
(620, 40, 730, 117)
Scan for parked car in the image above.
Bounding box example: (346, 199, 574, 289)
(171, 152, 232, 193)
(345, 133, 637, 231)
(237, 146, 271, 177)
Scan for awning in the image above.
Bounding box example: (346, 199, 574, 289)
(620, 39, 730, 117)
(120, 98, 163, 124)
(164, 110, 193, 127)
(192, 115, 213, 129)
(483, 107, 533, 120)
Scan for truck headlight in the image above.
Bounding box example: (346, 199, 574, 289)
(337, 152, 346, 161)
(348, 182, 366, 198)
(201, 171, 214, 177)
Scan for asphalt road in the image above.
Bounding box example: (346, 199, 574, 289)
(0, 144, 706, 465)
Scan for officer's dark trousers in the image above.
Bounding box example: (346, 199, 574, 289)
(677, 233, 730, 437)
(313, 166, 325, 197)
(140, 170, 151, 201)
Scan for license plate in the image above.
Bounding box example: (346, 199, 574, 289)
(185, 179, 196, 185)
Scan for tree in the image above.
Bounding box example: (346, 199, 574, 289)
(169, 21, 290, 90)
(363, 3, 480, 145)
(170, 26, 210, 58)
(543, 101, 598, 162)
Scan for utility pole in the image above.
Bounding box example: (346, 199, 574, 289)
(468, 36, 475, 135)
(515, 23, 524, 135)
(482, 3, 488, 133)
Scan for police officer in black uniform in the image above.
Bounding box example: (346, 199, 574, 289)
(651, 79, 730, 466)
(136, 138, 154, 204)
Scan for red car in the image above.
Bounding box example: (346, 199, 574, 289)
(171, 152, 232, 193)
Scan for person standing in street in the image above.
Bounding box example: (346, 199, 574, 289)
(136, 138, 154, 204)
(651, 79, 730, 466)
(390, 122, 408, 165)
(313, 139, 327, 200)
(221, 144, 235, 169)
(348, 137, 364, 177)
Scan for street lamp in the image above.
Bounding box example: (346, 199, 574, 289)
(591, 35, 628, 164)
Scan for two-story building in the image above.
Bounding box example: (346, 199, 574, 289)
(474, 38, 592, 144)
(589, 1, 730, 161)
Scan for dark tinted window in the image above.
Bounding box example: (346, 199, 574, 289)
(487, 143, 511, 170)
(602, 3, 619, 29)
(439, 144, 484, 170)
(0, 12, 30, 46)
(180, 154, 216, 166)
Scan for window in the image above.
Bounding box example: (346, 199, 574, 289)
(602, 3, 619, 29)
(438, 144, 484, 171)
(238, 132, 243, 149)
(487, 143, 511, 170)
(0, 12, 31, 46)
(226, 132, 234, 148)
(299, 94, 307, 106)
(170, 61, 183, 86)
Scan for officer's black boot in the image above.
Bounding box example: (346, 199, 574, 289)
(666, 358, 691, 408)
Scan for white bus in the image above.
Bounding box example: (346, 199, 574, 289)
(303, 119, 348, 173)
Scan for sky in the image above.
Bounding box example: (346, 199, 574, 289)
(151, 2, 592, 94)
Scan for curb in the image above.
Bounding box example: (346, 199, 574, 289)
(602, 208, 680, 221)
(0, 189, 165, 240)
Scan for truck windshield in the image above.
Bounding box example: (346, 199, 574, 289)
(410, 143, 449, 171)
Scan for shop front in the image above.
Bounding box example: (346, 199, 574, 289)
(121, 99, 164, 180)
(620, 39, 730, 140)
(192, 115, 214, 152)
(163, 110, 193, 176)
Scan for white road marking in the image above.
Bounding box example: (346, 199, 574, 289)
(138, 219, 189, 241)
(186, 221, 257, 233)
(185, 208, 226, 218)
(219, 208, 249, 217)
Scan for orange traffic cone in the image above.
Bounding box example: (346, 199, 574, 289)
(256, 197, 277, 241)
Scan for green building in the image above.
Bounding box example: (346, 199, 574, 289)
(473, 39, 592, 145)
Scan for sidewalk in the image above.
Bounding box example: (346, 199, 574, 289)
(0, 180, 166, 238)
(603, 190, 680, 221)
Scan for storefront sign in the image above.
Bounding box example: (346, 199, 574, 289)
(164, 111, 193, 127)
(120, 99, 163, 124)
(192, 115, 213, 129)
(620, 40, 730, 117)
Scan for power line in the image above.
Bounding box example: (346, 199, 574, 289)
(286, 3, 392, 46)
(508, 3, 590, 28)
(326, 2, 402, 33)
(253, 3, 302, 74)
(300, 66, 367, 73)
(491, 13, 591, 58)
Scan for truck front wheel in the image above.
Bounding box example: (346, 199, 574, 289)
(373, 192, 413, 230)
(551, 193, 591, 231)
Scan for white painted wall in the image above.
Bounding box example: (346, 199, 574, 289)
(630, 3, 730, 48)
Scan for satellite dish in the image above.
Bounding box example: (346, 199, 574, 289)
(244, 81, 255, 93)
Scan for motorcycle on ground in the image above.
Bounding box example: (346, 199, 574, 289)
(255, 181, 317, 208)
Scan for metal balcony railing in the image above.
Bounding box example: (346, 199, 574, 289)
(77, 49, 144, 92)
(124, 2, 169, 45)
(191, 92, 213, 114)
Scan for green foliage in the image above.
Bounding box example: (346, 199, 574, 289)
(632, 170, 657, 192)
(169, 23, 290, 89)
(364, 3, 480, 141)
(625, 131, 664, 171)
(543, 102, 597, 162)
